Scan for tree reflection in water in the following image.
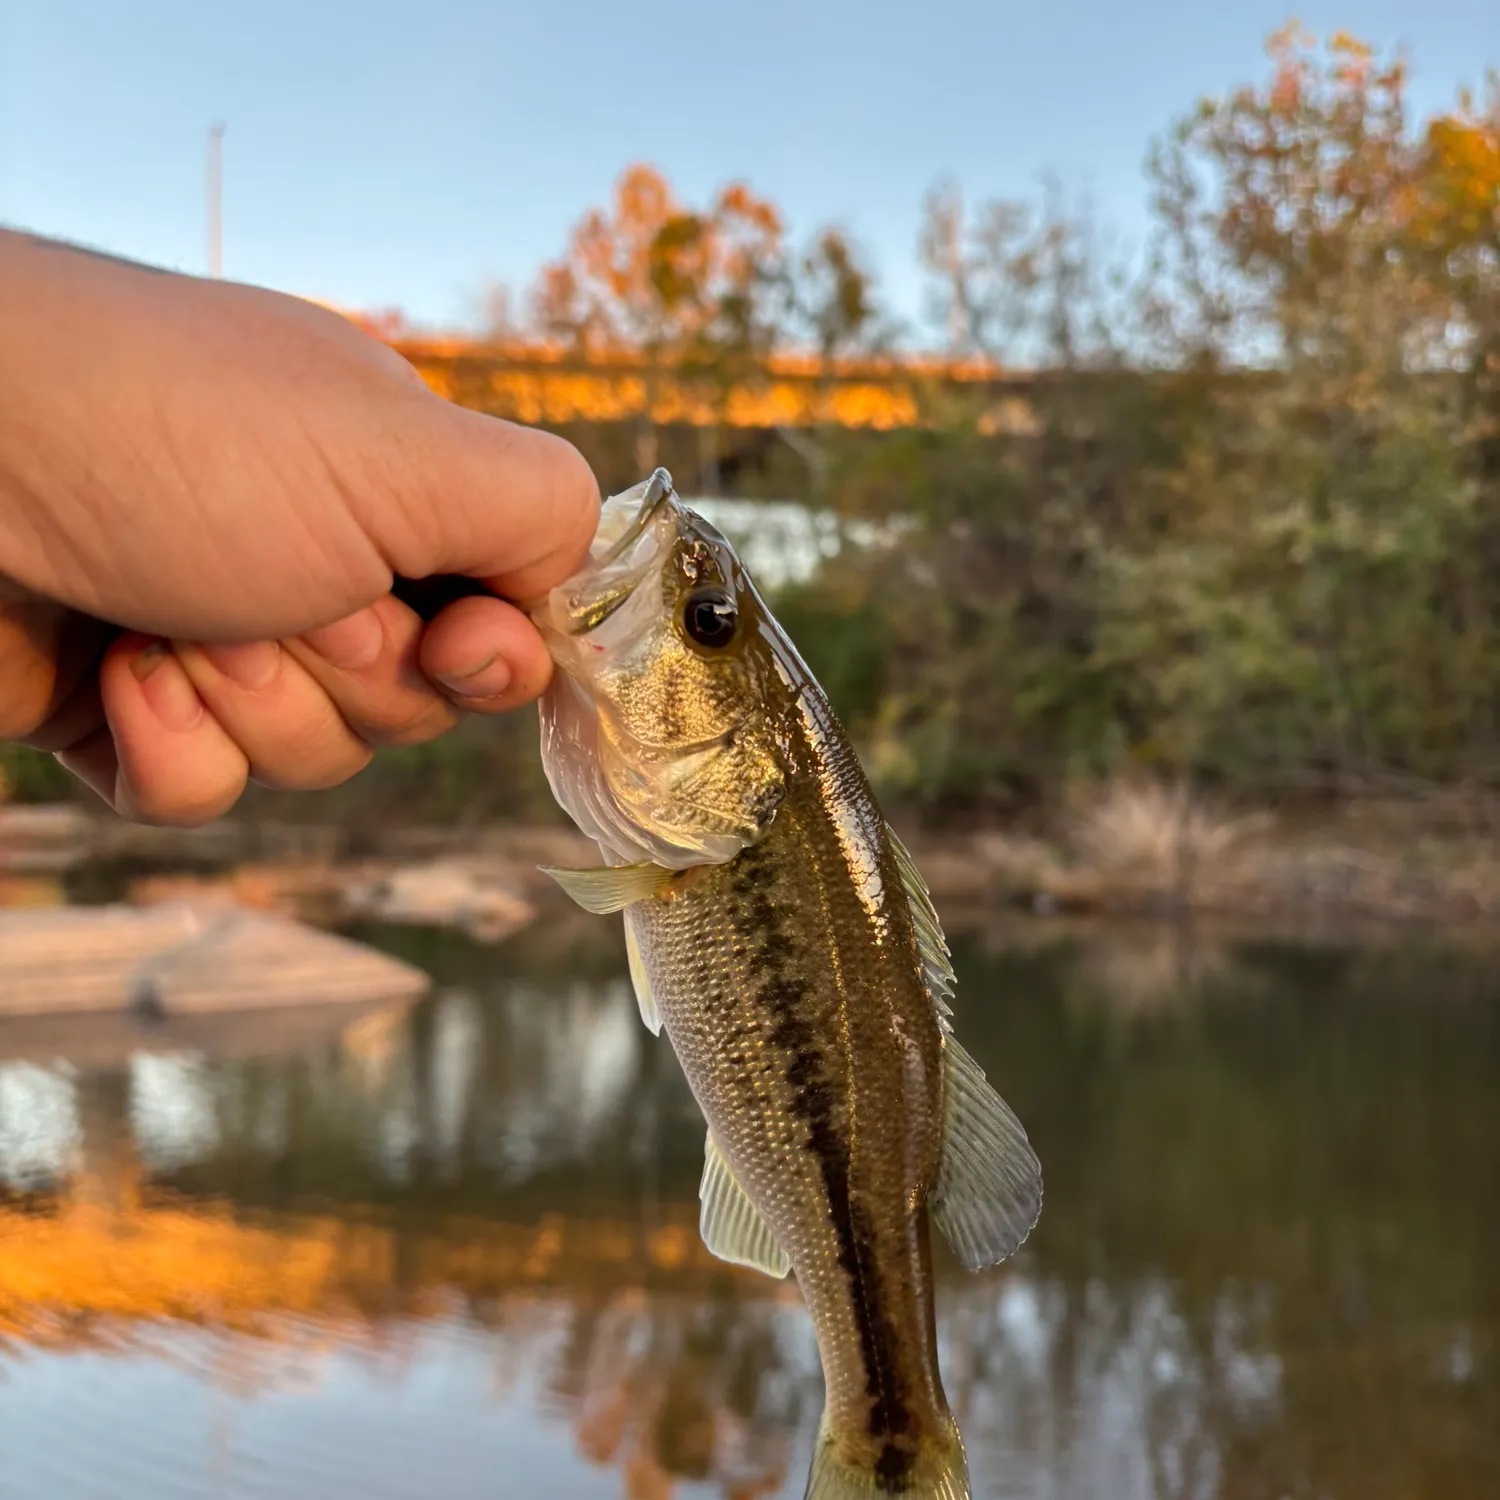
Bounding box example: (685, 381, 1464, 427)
(0, 915, 1494, 1499)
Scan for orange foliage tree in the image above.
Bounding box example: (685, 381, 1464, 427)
(531, 164, 788, 467)
(1415, 78, 1500, 457)
(1150, 28, 1498, 403)
(530, 164, 891, 473)
(531, 164, 786, 364)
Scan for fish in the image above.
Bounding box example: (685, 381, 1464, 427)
(527, 468, 1043, 1500)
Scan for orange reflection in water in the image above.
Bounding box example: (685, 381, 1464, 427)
(0, 1147, 803, 1500)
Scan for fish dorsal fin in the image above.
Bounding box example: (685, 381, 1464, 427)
(699, 1132, 790, 1280)
(539, 861, 673, 914)
(887, 825, 955, 1022)
(932, 1037, 1043, 1271)
(623, 912, 662, 1035)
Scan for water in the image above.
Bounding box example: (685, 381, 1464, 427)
(0, 913, 1496, 1499)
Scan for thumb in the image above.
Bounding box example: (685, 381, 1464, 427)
(373, 393, 602, 603)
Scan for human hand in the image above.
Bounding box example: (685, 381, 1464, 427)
(0, 230, 598, 825)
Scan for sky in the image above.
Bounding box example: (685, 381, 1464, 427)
(2, 1, 1494, 336)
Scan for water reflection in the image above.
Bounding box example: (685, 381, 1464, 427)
(0, 917, 1495, 1498)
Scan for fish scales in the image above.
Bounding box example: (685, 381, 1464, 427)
(631, 690, 950, 1483)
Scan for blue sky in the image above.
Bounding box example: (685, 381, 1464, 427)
(2, 1, 1493, 336)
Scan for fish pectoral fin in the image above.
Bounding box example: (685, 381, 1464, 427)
(932, 1037, 1044, 1271)
(623, 913, 661, 1035)
(887, 824, 956, 1022)
(699, 1132, 790, 1280)
(538, 861, 674, 914)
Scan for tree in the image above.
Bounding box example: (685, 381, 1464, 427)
(1414, 79, 1500, 466)
(1146, 27, 1498, 377)
(918, 181, 978, 357)
(532, 164, 787, 468)
(804, 29, 1500, 807)
(918, 177, 1120, 368)
(1123, 28, 1500, 789)
(792, 228, 884, 364)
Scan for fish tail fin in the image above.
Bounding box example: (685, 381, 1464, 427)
(804, 1413, 970, 1500)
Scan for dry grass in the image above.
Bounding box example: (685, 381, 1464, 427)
(910, 779, 1500, 925)
(1067, 780, 1271, 901)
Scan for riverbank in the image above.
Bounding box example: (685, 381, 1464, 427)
(0, 805, 576, 943)
(5, 782, 1500, 936)
(911, 781, 1500, 929)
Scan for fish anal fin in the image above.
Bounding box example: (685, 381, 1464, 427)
(623, 912, 661, 1035)
(539, 861, 673, 914)
(932, 1037, 1043, 1271)
(699, 1133, 789, 1280)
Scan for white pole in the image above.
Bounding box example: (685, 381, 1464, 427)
(206, 122, 225, 278)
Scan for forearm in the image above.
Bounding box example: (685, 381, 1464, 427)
(0, 229, 392, 638)
(0, 232, 109, 590)
(0, 230, 208, 610)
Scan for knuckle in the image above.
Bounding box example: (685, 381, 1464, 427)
(357, 698, 457, 747)
(251, 743, 372, 792)
(237, 704, 360, 779)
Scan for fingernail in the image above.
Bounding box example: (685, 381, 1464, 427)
(437, 653, 512, 700)
(198, 640, 281, 690)
(131, 644, 204, 732)
(303, 608, 384, 669)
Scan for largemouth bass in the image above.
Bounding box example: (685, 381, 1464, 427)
(528, 470, 1042, 1500)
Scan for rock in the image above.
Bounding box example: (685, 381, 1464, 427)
(0, 902, 430, 1018)
(342, 858, 535, 942)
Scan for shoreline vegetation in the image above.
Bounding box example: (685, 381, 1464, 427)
(7, 778, 1500, 939)
(4, 26, 1498, 944)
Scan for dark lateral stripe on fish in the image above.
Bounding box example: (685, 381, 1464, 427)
(729, 840, 917, 1484)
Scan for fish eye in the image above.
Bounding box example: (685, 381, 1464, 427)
(683, 589, 738, 650)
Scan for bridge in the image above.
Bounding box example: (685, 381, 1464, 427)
(375, 331, 1042, 439)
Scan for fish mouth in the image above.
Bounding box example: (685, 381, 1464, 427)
(541, 468, 684, 638)
(595, 467, 676, 569)
(532, 468, 739, 641)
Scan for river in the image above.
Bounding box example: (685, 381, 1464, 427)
(0, 913, 1495, 1499)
